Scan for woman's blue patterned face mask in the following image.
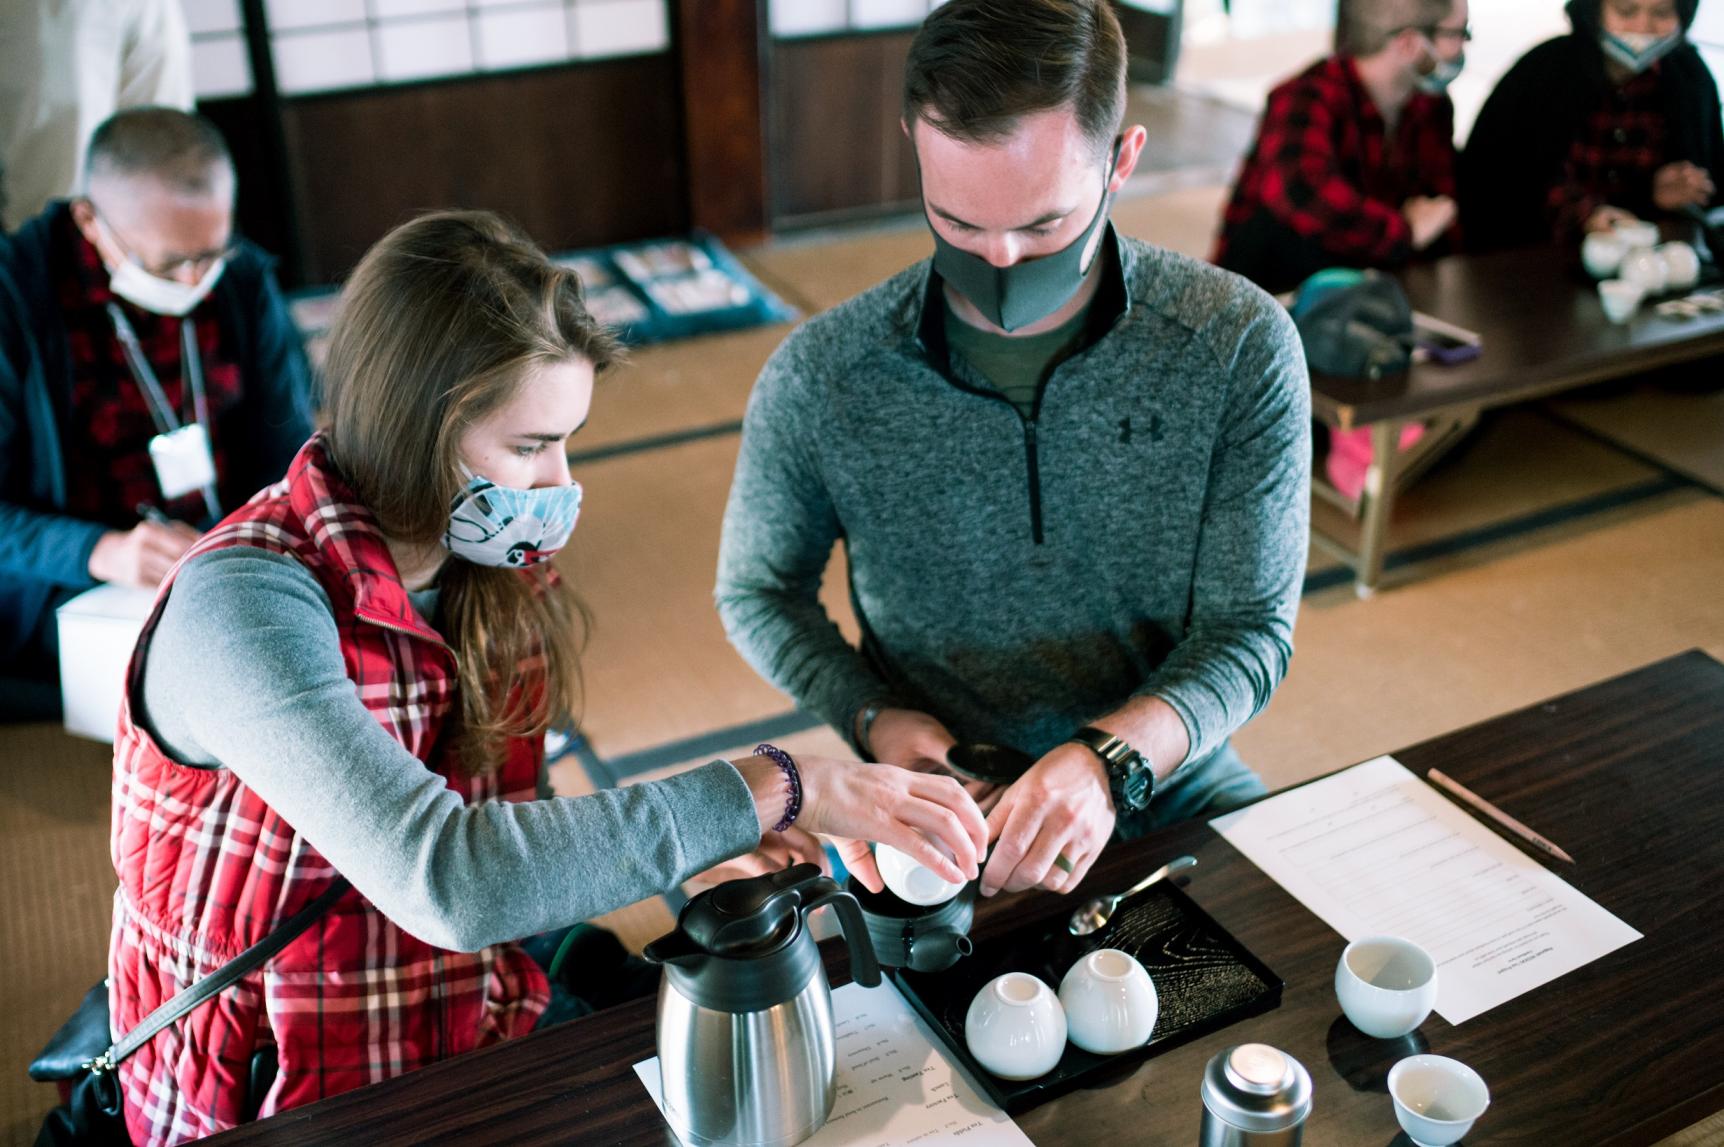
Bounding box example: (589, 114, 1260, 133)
(443, 471, 583, 568)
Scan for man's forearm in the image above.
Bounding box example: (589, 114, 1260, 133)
(1086, 694, 1191, 782)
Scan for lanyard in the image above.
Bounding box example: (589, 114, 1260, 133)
(105, 302, 209, 439)
(106, 302, 220, 520)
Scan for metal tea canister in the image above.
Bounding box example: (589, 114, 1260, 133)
(1199, 1043, 1313, 1147)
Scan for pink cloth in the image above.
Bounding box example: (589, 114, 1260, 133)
(1325, 423, 1426, 500)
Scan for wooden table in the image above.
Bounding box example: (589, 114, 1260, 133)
(208, 651, 1724, 1146)
(1310, 245, 1724, 596)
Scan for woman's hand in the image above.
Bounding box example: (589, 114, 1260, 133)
(735, 752, 986, 894)
(1653, 161, 1715, 213)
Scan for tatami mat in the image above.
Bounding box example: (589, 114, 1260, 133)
(1547, 385, 1724, 495)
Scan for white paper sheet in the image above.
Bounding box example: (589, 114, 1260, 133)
(1210, 755, 1641, 1025)
(633, 979, 1032, 1147)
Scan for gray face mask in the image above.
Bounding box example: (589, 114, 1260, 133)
(1416, 52, 1465, 94)
(1600, 29, 1682, 74)
(926, 142, 1119, 333)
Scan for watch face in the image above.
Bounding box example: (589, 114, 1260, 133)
(1118, 767, 1151, 811)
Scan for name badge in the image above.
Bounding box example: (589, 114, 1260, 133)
(148, 423, 217, 500)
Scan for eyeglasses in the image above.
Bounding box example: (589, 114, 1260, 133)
(1418, 23, 1474, 43)
(89, 206, 236, 280)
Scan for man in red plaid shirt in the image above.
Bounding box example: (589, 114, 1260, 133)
(1214, 0, 1469, 295)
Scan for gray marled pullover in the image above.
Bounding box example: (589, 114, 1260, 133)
(716, 230, 1311, 775)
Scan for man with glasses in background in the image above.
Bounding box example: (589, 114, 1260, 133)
(0, 107, 312, 719)
(1214, 0, 1470, 295)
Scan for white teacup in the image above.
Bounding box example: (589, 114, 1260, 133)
(874, 842, 964, 907)
(965, 972, 1067, 1080)
(1058, 948, 1158, 1055)
(1660, 241, 1702, 292)
(1599, 279, 1644, 324)
(1613, 218, 1661, 250)
(1581, 231, 1627, 279)
(1335, 936, 1438, 1039)
(1389, 1054, 1491, 1146)
(1620, 247, 1669, 293)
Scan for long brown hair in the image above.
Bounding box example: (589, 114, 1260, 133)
(320, 210, 619, 772)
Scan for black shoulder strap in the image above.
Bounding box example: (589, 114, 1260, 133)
(90, 879, 351, 1075)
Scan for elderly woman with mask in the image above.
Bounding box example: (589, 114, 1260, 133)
(1460, 0, 1722, 252)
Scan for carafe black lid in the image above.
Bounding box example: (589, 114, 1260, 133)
(682, 864, 831, 959)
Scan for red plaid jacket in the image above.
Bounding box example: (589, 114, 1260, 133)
(1550, 66, 1669, 242)
(108, 436, 550, 1146)
(1214, 54, 1458, 292)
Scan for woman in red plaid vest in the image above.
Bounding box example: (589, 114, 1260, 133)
(107, 211, 988, 1145)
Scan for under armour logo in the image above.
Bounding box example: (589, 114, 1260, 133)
(1119, 415, 1164, 444)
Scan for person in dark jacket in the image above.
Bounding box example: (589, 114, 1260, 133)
(0, 107, 312, 719)
(1460, 0, 1722, 252)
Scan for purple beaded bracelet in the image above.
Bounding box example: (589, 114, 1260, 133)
(755, 742, 803, 833)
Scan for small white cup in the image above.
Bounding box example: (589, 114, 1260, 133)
(874, 842, 965, 907)
(964, 972, 1067, 1080)
(1599, 279, 1645, 324)
(1620, 247, 1669, 293)
(1660, 241, 1702, 292)
(1058, 948, 1158, 1055)
(1335, 936, 1438, 1039)
(1613, 218, 1661, 250)
(1581, 231, 1627, 278)
(1389, 1054, 1491, 1146)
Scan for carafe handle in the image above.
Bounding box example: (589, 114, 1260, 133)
(801, 885, 881, 988)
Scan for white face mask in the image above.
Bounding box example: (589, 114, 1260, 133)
(94, 215, 227, 317)
(107, 255, 226, 317)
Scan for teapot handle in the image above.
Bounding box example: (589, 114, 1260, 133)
(802, 885, 882, 988)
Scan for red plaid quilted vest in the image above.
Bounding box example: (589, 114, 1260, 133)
(107, 436, 550, 1146)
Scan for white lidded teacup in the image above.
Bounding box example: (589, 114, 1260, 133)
(1334, 935, 1438, 1039)
(873, 841, 965, 907)
(1058, 948, 1158, 1055)
(964, 972, 1067, 1080)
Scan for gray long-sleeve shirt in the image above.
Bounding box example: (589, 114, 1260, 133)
(139, 545, 758, 953)
(716, 230, 1310, 777)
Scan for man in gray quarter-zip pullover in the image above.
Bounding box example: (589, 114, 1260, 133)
(717, 0, 1310, 903)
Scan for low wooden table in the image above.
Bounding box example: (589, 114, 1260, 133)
(209, 651, 1724, 1145)
(1310, 246, 1724, 596)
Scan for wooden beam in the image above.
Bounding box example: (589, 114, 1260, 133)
(676, 0, 768, 245)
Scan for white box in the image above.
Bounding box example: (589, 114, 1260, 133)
(57, 585, 157, 742)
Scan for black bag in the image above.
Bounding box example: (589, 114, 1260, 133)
(29, 880, 349, 1147)
(1291, 268, 1416, 381)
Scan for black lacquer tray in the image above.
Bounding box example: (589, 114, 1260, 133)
(889, 880, 1282, 1114)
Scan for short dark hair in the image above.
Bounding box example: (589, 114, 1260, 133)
(85, 107, 234, 197)
(1335, 0, 1454, 57)
(903, 0, 1127, 157)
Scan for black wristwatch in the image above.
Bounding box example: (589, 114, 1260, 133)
(1069, 725, 1153, 812)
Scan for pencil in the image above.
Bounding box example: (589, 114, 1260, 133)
(1426, 768, 1576, 864)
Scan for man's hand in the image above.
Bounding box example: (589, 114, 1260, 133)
(1584, 205, 1640, 234)
(1402, 195, 1458, 251)
(866, 707, 1005, 811)
(981, 741, 1115, 897)
(88, 519, 200, 588)
(1653, 161, 1715, 212)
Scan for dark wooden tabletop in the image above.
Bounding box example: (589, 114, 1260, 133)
(208, 651, 1724, 1146)
(1311, 246, 1724, 428)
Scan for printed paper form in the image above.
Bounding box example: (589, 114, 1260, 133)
(634, 979, 1032, 1146)
(1210, 755, 1641, 1025)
